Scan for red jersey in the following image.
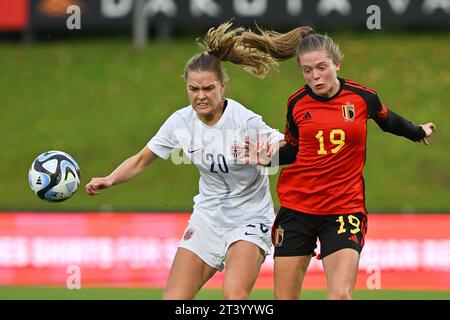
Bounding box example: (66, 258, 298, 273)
(277, 78, 388, 215)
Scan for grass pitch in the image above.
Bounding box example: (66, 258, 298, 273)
(0, 286, 449, 300)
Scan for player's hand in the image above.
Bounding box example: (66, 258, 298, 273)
(243, 139, 272, 166)
(419, 122, 436, 145)
(85, 177, 113, 196)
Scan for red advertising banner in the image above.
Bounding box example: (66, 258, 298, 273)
(0, 213, 449, 290)
(0, 0, 28, 30)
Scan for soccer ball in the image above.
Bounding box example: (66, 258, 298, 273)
(28, 150, 81, 202)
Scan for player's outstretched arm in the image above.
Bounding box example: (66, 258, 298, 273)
(85, 146, 158, 196)
(373, 107, 437, 144)
(419, 122, 437, 145)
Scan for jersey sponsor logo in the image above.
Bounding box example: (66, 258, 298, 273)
(183, 227, 195, 241)
(342, 102, 355, 121)
(273, 227, 284, 247)
(230, 141, 242, 160)
(302, 111, 312, 120)
(187, 148, 201, 153)
(348, 234, 359, 245)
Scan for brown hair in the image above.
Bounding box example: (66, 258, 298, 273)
(240, 25, 315, 61)
(240, 25, 343, 68)
(296, 33, 343, 65)
(184, 22, 279, 80)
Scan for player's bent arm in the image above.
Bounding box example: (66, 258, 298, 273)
(269, 141, 298, 167)
(372, 109, 436, 144)
(85, 147, 158, 196)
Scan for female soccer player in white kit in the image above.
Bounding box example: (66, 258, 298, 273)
(85, 22, 283, 299)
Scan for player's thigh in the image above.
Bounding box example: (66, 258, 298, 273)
(163, 248, 217, 300)
(272, 207, 317, 299)
(318, 213, 366, 299)
(318, 212, 367, 259)
(223, 240, 265, 299)
(272, 207, 318, 256)
(274, 255, 312, 299)
(322, 248, 360, 299)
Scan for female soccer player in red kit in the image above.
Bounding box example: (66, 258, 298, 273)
(240, 28, 436, 299)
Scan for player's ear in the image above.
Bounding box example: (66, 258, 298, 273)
(335, 61, 341, 72)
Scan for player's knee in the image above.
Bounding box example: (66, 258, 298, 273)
(163, 288, 196, 300)
(327, 288, 353, 300)
(275, 292, 300, 300)
(223, 288, 250, 300)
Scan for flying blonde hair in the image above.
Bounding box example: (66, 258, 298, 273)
(240, 25, 315, 61)
(185, 21, 279, 80)
(240, 25, 344, 66)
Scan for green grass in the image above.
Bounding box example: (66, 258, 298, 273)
(0, 287, 449, 300)
(0, 32, 449, 212)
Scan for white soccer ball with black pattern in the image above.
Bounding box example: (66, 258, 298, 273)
(28, 150, 81, 202)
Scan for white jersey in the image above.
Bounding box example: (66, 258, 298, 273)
(147, 99, 284, 227)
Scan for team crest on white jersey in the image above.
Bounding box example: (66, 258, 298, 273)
(183, 227, 195, 241)
(230, 141, 242, 160)
(342, 102, 355, 122)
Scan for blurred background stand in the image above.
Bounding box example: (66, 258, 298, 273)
(132, 0, 147, 49)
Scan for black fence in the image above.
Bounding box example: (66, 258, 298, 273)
(28, 0, 450, 35)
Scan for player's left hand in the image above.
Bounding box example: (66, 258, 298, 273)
(419, 122, 436, 145)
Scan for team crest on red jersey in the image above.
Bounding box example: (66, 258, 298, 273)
(183, 227, 195, 241)
(342, 102, 355, 122)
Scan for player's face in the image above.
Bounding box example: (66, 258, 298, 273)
(187, 70, 225, 123)
(299, 49, 341, 98)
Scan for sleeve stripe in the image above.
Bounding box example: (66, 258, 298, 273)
(287, 86, 306, 105)
(344, 81, 377, 95)
(285, 89, 308, 145)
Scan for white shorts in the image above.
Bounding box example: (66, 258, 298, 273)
(178, 218, 272, 271)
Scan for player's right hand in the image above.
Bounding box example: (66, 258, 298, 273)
(243, 139, 272, 166)
(85, 177, 113, 196)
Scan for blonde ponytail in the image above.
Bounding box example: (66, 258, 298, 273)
(185, 21, 279, 79)
(240, 25, 344, 66)
(240, 25, 315, 62)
